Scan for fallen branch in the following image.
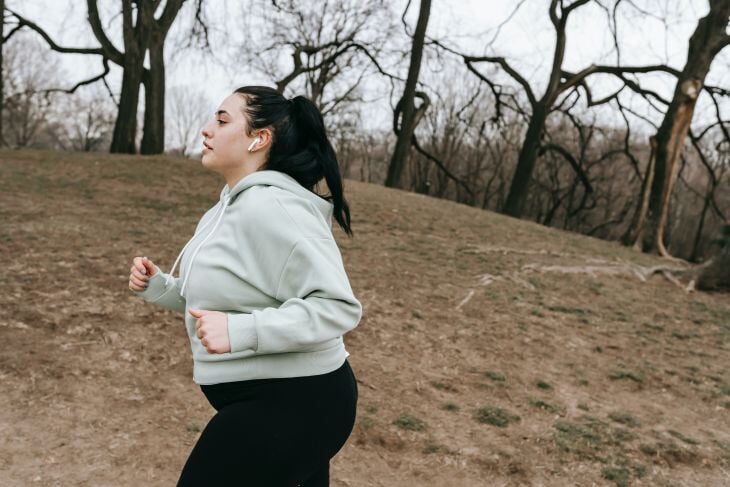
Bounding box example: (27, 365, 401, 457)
(521, 261, 708, 292)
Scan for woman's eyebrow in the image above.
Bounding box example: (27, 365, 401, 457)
(215, 110, 230, 117)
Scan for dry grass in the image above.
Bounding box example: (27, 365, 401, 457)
(0, 148, 728, 486)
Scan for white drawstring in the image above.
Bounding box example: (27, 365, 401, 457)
(164, 195, 230, 296)
(179, 195, 231, 296)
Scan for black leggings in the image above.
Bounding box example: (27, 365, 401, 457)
(176, 358, 358, 487)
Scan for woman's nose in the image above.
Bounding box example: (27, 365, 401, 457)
(201, 121, 213, 138)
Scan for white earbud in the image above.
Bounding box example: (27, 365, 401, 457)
(247, 137, 261, 152)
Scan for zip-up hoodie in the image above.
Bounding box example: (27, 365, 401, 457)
(132, 169, 362, 385)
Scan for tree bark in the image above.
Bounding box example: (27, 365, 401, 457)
(637, 1, 730, 255)
(92, 0, 152, 154)
(111, 56, 145, 153)
(6, 0, 187, 154)
(385, 0, 431, 189)
(1, 0, 5, 147)
(141, 37, 165, 154)
(140, 0, 184, 154)
(502, 103, 548, 216)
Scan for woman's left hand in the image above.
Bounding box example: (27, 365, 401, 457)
(189, 309, 231, 354)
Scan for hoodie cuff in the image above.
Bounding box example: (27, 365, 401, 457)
(227, 312, 258, 353)
(133, 265, 168, 301)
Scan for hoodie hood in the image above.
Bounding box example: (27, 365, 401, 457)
(166, 170, 334, 297)
(220, 170, 334, 220)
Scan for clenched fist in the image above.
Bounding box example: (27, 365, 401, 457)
(129, 256, 157, 292)
(190, 308, 231, 354)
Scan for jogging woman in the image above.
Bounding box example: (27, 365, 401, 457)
(127, 86, 361, 486)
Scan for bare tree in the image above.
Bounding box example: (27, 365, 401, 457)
(410, 62, 513, 205)
(430, 0, 681, 219)
(238, 0, 395, 121)
(139, 0, 189, 154)
(166, 84, 211, 157)
(1, 33, 63, 148)
(1, 0, 6, 147)
(49, 84, 116, 152)
(5, 0, 194, 154)
(686, 128, 729, 261)
(625, 0, 730, 256)
(385, 0, 431, 189)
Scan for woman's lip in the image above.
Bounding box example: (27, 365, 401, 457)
(203, 142, 213, 150)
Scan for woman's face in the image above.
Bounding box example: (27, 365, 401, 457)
(200, 93, 258, 171)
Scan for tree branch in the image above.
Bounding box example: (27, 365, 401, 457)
(86, 0, 125, 65)
(5, 8, 103, 55)
(40, 58, 112, 95)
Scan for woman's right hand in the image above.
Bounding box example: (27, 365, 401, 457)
(129, 256, 157, 292)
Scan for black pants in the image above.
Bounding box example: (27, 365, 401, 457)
(176, 358, 358, 487)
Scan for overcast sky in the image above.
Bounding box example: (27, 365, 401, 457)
(7, 0, 726, 141)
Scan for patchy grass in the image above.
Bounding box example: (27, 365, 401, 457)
(553, 418, 605, 459)
(667, 429, 699, 445)
(476, 405, 521, 427)
(639, 437, 699, 466)
(484, 370, 506, 381)
(601, 466, 630, 487)
(608, 411, 641, 428)
(422, 441, 444, 454)
(608, 368, 645, 383)
(527, 396, 565, 415)
(393, 413, 427, 432)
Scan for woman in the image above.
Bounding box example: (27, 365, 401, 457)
(127, 86, 362, 486)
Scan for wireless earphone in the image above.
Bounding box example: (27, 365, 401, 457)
(247, 137, 261, 152)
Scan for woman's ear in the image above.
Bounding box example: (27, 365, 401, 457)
(248, 129, 272, 152)
(259, 129, 273, 149)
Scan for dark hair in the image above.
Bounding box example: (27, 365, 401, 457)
(232, 85, 353, 238)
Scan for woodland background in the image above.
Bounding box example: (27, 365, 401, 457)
(1, 0, 729, 272)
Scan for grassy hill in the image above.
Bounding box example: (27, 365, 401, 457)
(0, 149, 728, 486)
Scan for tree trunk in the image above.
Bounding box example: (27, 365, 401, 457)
(502, 103, 548, 216)
(139, 0, 185, 155)
(110, 53, 145, 153)
(1, 0, 5, 147)
(108, 0, 151, 154)
(141, 37, 165, 154)
(638, 2, 730, 255)
(690, 189, 711, 262)
(385, 0, 431, 189)
(501, 0, 569, 218)
(622, 136, 657, 247)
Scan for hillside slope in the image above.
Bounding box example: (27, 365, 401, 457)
(0, 149, 728, 486)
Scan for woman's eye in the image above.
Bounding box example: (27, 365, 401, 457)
(216, 120, 225, 125)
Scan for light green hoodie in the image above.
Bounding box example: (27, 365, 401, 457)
(132, 170, 362, 385)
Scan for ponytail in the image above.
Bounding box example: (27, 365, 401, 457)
(233, 86, 353, 238)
